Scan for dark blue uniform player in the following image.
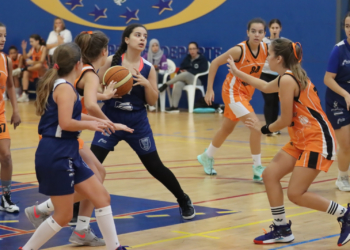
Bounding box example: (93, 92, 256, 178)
(20, 43, 127, 250)
(91, 24, 196, 220)
(324, 12, 350, 193)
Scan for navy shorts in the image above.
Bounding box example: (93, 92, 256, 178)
(325, 87, 350, 130)
(92, 107, 156, 155)
(35, 137, 94, 196)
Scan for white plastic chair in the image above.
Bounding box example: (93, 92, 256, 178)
(158, 59, 176, 112)
(183, 61, 210, 113)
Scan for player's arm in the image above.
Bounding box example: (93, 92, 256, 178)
(97, 55, 113, 83)
(6, 57, 21, 129)
(227, 55, 279, 93)
(18, 55, 23, 69)
(142, 66, 158, 106)
(268, 75, 296, 132)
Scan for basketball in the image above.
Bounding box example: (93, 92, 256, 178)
(103, 65, 134, 96)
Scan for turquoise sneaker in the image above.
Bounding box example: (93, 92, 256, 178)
(197, 151, 217, 175)
(253, 165, 265, 182)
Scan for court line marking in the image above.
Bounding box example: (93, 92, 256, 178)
(130, 210, 318, 248)
(146, 215, 170, 218)
(268, 234, 339, 250)
(172, 231, 220, 239)
(0, 221, 18, 223)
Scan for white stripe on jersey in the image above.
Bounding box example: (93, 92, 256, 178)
(142, 57, 153, 67)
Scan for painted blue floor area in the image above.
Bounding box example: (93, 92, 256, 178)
(0, 183, 235, 249)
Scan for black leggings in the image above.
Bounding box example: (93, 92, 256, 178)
(260, 72, 279, 125)
(90, 144, 185, 200)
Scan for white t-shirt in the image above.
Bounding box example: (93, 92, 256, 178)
(46, 29, 72, 55)
(262, 36, 284, 76)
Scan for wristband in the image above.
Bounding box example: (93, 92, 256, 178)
(261, 125, 272, 134)
(21, 66, 28, 72)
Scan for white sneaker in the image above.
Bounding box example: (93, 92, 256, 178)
(17, 93, 29, 102)
(148, 105, 156, 112)
(0, 193, 19, 213)
(2, 94, 7, 101)
(336, 176, 350, 191)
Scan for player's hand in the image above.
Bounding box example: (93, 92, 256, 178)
(87, 121, 107, 133)
(227, 55, 238, 75)
(132, 68, 150, 87)
(11, 111, 21, 129)
(21, 40, 27, 50)
(244, 118, 262, 132)
(103, 81, 117, 100)
(205, 88, 215, 106)
(12, 68, 21, 77)
(26, 59, 34, 66)
(114, 123, 134, 133)
(99, 119, 115, 134)
(344, 93, 350, 111)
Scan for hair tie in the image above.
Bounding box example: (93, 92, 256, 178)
(292, 42, 302, 63)
(81, 31, 93, 35)
(53, 63, 59, 70)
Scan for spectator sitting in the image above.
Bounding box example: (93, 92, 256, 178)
(142, 39, 168, 83)
(18, 34, 48, 102)
(8, 45, 24, 99)
(158, 41, 208, 113)
(46, 17, 72, 67)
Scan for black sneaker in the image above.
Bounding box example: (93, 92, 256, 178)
(177, 194, 196, 220)
(0, 193, 19, 213)
(165, 107, 180, 113)
(68, 202, 80, 226)
(158, 84, 168, 92)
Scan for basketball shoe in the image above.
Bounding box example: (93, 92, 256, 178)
(338, 204, 350, 246)
(197, 150, 217, 175)
(253, 165, 265, 182)
(254, 221, 294, 244)
(69, 226, 105, 246)
(24, 204, 49, 228)
(0, 193, 19, 213)
(177, 193, 196, 219)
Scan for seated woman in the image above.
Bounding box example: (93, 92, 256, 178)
(143, 38, 168, 83)
(18, 34, 48, 102)
(8, 45, 24, 99)
(158, 42, 208, 113)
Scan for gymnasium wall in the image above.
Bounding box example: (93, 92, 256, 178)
(1, 0, 342, 112)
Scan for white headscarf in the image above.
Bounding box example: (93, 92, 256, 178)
(147, 39, 164, 66)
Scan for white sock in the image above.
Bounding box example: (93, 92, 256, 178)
(95, 206, 120, 249)
(271, 205, 288, 226)
(206, 143, 218, 158)
(76, 216, 90, 231)
(327, 201, 347, 217)
(23, 216, 61, 250)
(338, 170, 348, 179)
(252, 154, 262, 167)
(15, 87, 21, 96)
(37, 199, 55, 215)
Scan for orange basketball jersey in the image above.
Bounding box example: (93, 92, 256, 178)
(0, 53, 8, 114)
(11, 53, 23, 70)
(222, 41, 268, 102)
(283, 71, 336, 160)
(30, 46, 48, 79)
(74, 64, 95, 115)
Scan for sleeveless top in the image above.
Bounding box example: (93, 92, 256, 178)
(38, 79, 82, 139)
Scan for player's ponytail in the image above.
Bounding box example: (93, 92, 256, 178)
(30, 34, 46, 46)
(75, 31, 109, 64)
(35, 43, 81, 116)
(271, 38, 309, 90)
(112, 23, 147, 66)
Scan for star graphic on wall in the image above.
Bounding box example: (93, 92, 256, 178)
(120, 7, 139, 24)
(89, 5, 107, 22)
(65, 0, 84, 11)
(152, 0, 173, 15)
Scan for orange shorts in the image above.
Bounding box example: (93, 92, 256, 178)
(282, 142, 333, 172)
(222, 92, 254, 122)
(0, 114, 10, 140)
(38, 135, 84, 150)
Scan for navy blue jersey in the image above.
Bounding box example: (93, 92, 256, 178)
(327, 39, 350, 85)
(103, 54, 152, 112)
(38, 79, 82, 139)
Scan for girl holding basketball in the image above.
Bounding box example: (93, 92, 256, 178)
(90, 23, 196, 220)
(0, 22, 21, 214)
(18, 34, 48, 102)
(19, 43, 127, 250)
(198, 18, 267, 178)
(227, 38, 350, 247)
(24, 31, 133, 247)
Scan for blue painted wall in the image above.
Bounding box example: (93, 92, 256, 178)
(0, 0, 343, 112)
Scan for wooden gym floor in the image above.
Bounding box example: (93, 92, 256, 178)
(0, 101, 348, 250)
